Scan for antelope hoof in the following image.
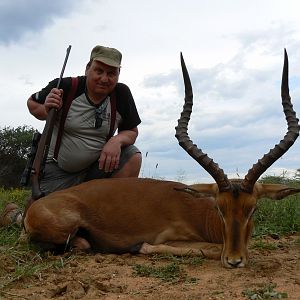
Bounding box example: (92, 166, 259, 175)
(71, 237, 91, 251)
(139, 242, 153, 254)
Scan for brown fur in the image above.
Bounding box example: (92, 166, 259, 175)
(24, 177, 300, 268)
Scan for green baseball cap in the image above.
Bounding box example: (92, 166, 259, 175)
(90, 45, 122, 67)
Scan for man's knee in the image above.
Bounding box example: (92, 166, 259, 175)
(113, 152, 142, 178)
(129, 152, 142, 172)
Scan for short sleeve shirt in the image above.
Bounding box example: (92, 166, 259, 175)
(31, 76, 141, 172)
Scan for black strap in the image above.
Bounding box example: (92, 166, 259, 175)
(53, 77, 79, 160)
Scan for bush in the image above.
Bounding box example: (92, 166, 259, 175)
(0, 126, 36, 188)
(254, 175, 300, 236)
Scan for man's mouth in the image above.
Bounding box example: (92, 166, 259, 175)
(96, 84, 109, 89)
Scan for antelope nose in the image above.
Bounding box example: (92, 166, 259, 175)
(227, 257, 243, 268)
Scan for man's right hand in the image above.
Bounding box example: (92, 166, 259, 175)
(44, 88, 63, 113)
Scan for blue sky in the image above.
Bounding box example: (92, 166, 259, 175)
(1, 0, 300, 183)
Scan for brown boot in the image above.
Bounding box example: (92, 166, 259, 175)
(0, 203, 23, 227)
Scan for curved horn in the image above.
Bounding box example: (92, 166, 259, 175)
(175, 53, 231, 192)
(241, 49, 300, 193)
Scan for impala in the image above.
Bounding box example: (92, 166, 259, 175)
(24, 50, 300, 268)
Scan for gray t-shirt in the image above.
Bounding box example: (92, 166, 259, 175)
(32, 76, 141, 173)
(48, 94, 121, 172)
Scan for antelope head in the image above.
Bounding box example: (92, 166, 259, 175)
(176, 50, 300, 268)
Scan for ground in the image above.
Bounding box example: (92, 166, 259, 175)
(0, 235, 299, 300)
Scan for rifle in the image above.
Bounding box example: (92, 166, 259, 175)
(20, 131, 41, 187)
(30, 45, 72, 201)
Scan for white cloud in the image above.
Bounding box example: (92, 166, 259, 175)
(1, 0, 300, 183)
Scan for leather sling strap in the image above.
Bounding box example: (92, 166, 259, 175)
(53, 77, 79, 160)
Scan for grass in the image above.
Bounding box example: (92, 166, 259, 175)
(250, 239, 279, 251)
(253, 176, 300, 237)
(253, 194, 300, 237)
(0, 187, 30, 207)
(133, 262, 183, 282)
(132, 253, 203, 282)
(150, 253, 205, 266)
(242, 283, 288, 299)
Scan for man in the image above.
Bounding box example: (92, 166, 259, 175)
(0, 45, 141, 225)
(28, 45, 142, 195)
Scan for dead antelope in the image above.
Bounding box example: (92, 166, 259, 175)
(24, 50, 300, 268)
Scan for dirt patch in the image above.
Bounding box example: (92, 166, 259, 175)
(1, 235, 299, 300)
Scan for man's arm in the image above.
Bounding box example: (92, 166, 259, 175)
(111, 127, 138, 147)
(27, 88, 63, 120)
(27, 97, 48, 120)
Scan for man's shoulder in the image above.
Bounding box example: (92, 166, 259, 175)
(116, 82, 130, 89)
(60, 76, 86, 96)
(115, 83, 132, 97)
(61, 76, 86, 88)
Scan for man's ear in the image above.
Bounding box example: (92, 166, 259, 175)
(85, 61, 91, 76)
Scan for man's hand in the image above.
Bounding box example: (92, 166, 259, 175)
(98, 137, 122, 172)
(44, 88, 63, 113)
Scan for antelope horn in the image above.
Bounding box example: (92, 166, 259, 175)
(175, 53, 231, 192)
(241, 49, 300, 193)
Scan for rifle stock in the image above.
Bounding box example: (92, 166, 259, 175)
(30, 45, 72, 201)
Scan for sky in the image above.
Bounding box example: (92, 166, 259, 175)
(1, 0, 300, 184)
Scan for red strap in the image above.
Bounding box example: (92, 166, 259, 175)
(107, 91, 117, 141)
(53, 77, 79, 160)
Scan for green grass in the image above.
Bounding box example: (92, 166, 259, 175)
(132, 253, 203, 283)
(150, 253, 204, 266)
(250, 239, 279, 251)
(0, 188, 29, 249)
(133, 262, 183, 282)
(253, 194, 300, 237)
(0, 187, 29, 212)
(242, 283, 288, 299)
(0, 247, 75, 291)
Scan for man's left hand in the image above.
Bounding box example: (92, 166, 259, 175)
(98, 138, 121, 172)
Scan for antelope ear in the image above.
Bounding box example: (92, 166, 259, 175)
(188, 183, 219, 196)
(256, 183, 300, 200)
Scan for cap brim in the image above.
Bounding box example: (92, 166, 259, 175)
(93, 57, 120, 68)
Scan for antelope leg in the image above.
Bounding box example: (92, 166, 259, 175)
(140, 241, 222, 260)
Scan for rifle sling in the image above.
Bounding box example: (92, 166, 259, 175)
(53, 77, 79, 160)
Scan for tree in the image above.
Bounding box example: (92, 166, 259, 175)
(0, 126, 37, 188)
(294, 168, 300, 181)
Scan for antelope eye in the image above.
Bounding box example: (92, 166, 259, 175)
(215, 205, 225, 216)
(245, 206, 256, 217)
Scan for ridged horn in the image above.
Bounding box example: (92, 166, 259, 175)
(175, 53, 231, 192)
(241, 49, 300, 193)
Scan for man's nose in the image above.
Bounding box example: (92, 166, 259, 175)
(100, 73, 109, 82)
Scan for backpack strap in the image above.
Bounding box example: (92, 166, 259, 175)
(53, 77, 79, 161)
(107, 90, 117, 141)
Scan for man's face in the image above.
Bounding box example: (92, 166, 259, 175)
(85, 60, 119, 101)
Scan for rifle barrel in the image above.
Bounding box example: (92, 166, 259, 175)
(56, 45, 72, 89)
